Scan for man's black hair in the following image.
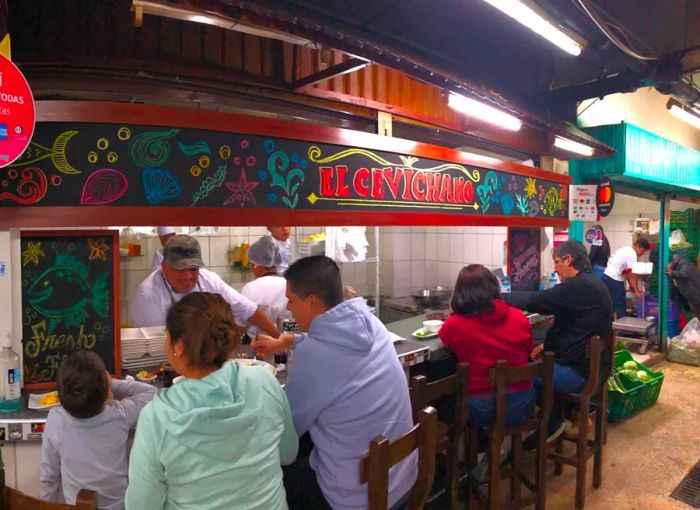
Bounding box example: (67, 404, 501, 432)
(284, 256, 344, 308)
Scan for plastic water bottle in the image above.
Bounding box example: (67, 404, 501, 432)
(501, 276, 511, 294)
(548, 272, 559, 289)
(0, 334, 21, 413)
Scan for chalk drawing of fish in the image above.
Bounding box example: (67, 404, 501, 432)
(8, 131, 81, 174)
(27, 254, 109, 333)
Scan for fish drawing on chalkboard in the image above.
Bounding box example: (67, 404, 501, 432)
(8, 131, 81, 174)
(27, 254, 109, 333)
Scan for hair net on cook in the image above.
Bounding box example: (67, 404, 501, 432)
(248, 236, 284, 268)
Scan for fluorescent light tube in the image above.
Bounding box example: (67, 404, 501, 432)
(482, 0, 584, 56)
(668, 104, 700, 130)
(448, 93, 522, 131)
(554, 136, 594, 156)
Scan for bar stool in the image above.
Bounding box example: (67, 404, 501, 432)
(1, 468, 98, 510)
(548, 330, 615, 510)
(360, 406, 439, 510)
(467, 352, 554, 510)
(410, 362, 469, 510)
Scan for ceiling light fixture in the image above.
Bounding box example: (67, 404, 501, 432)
(554, 136, 594, 156)
(448, 92, 522, 131)
(482, 0, 585, 56)
(667, 99, 700, 130)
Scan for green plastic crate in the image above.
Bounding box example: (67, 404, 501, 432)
(607, 350, 664, 422)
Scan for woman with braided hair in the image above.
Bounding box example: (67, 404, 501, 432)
(126, 292, 298, 510)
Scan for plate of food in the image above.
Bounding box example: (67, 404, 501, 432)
(231, 358, 277, 376)
(412, 328, 439, 339)
(28, 390, 60, 410)
(136, 370, 158, 383)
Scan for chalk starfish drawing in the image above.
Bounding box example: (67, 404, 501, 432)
(223, 169, 259, 207)
(27, 254, 109, 333)
(22, 242, 45, 266)
(87, 238, 109, 262)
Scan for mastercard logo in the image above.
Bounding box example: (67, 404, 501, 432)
(598, 186, 612, 203)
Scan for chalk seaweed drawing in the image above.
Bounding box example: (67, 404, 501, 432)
(307, 146, 480, 182)
(22, 241, 45, 266)
(515, 194, 529, 215)
(80, 169, 129, 205)
(0, 167, 48, 204)
(129, 128, 179, 167)
(178, 141, 211, 156)
(476, 171, 499, 213)
(142, 168, 181, 205)
(8, 131, 80, 175)
(268, 151, 306, 209)
(191, 165, 227, 206)
(223, 168, 259, 207)
(26, 253, 109, 334)
(87, 238, 109, 262)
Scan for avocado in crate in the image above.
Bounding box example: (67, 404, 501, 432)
(607, 350, 664, 422)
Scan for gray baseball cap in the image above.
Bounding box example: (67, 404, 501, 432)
(163, 235, 205, 269)
(248, 235, 283, 268)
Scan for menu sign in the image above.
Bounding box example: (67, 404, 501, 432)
(508, 228, 541, 292)
(20, 230, 119, 388)
(1, 122, 569, 221)
(0, 55, 34, 167)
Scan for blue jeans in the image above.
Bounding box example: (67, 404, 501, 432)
(469, 388, 537, 428)
(602, 274, 626, 318)
(593, 265, 605, 279)
(535, 362, 587, 395)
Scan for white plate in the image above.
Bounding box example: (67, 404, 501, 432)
(28, 391, 60, 410)
(231, 358, 277, 376)
(388, 331, 406, 343)
(412, 328, 439, 340)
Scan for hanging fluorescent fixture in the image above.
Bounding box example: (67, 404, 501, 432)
(482, 0, 585, 56)
(448, 92, 522, 131)
(667, 99, 700, 130)
(554, 136, 594, 156)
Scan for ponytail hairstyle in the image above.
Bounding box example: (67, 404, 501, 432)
(166, 292, 241, 370)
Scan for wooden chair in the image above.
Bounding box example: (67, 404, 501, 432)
(0, 469, 98, 510)
(410, 362, 469, 510)
(548, 330, 615, 510)
(467, 352, 554, 510)
(360, 406, 439, 510)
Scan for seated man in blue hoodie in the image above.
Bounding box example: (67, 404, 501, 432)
(253, 256, 417, 510)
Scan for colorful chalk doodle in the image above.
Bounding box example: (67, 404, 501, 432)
(223, 168, 259, 207)
(87, 238, 109, 262)
(8, 131, 80, 175)
(191, 165, 227, 206)
(129, 128, 179, 167)
(22, 241, 45, 266)
(2, 122, 568, 219)
(142, 167, 181, 205)
(80, 169, 129, 205)
(0, 167, 48, 204)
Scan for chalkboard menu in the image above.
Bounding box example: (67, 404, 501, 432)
(20, 230, 120, 388)
(1, 122, 569, 220)
(508, 228, 541, 292)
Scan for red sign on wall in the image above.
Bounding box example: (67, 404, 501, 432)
(0, 55, 35, 167)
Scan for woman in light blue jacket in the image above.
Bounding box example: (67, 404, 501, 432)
(126, 292, 298, 510)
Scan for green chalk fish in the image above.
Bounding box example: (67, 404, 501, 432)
(27, 254, 109, 333)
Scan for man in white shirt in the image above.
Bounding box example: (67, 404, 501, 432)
(240, 236, 289, 339)
(149, 226, 176, 274)
(130, 235, 279, 336)
(602, 238, 650, 318)
(267, 226, 293, 274)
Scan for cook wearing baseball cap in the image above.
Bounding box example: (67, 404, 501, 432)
(149, 227, 178, 274)
(131, 234, 279, 337)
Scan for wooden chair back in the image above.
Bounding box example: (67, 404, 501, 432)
(360, 406, 438, 510)
(0, 469, 98, 510)
(410, 362, 469, 438)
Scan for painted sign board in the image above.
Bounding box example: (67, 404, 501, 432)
(0, 55, 34, 167)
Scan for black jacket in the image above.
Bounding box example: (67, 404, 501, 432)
(588, 236, 610, 267)
(670, 255, 700, 310)
(503, 270, 613, 377)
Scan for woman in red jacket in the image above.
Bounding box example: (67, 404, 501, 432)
(439, 264, 536, 430)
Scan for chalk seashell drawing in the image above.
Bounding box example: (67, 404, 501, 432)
(142, 167, 181, 205)
(80, 168, 128, 205)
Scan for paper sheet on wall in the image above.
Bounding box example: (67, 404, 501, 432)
(569, 185, 598, 221)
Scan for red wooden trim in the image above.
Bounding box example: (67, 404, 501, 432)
(20, 229, 121, 388)
(2, 207, 571, 229)
(35, 101, 571, 184)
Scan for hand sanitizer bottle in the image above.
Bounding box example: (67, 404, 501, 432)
(0, 334, 22, 413)
(501, 275, 511, 294)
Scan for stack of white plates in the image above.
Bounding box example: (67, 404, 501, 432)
(121, 327, 168, 370)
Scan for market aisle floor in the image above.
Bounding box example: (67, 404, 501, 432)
(545, 360, 700, 510)
(447, 360, 700, 509)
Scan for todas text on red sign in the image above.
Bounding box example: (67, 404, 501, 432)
(0, 55, 35, 167)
